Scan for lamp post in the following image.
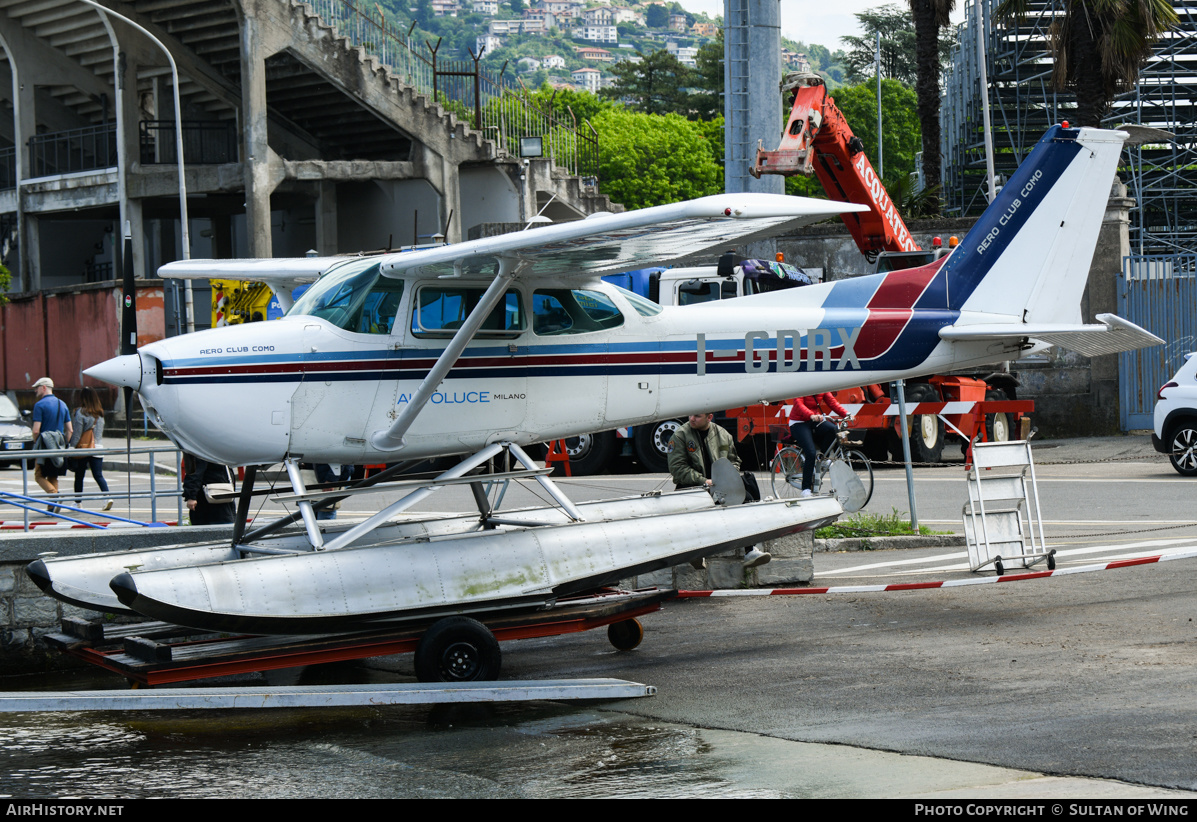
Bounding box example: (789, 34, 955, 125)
(78, 0, 194, 333)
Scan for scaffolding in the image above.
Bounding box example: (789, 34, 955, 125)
(941, 0, 1197, 255)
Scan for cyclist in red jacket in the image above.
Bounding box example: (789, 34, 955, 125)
(788, 394, 853, 496)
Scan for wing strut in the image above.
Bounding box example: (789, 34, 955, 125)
(371, 257, 523, 451)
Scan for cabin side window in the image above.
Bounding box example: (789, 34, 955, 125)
(532, 289, 625, 336)
(288, 260, 405, 335)
(412, 286, 525, 338)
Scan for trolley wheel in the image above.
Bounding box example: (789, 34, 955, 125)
(1047, 551, 1056, 571)
(994, 557, 1004, 576)
(607, 618, 644, 651)
(414, 616, 502, 683)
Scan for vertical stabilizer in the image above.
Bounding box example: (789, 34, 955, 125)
(942, 125, 1127, 322)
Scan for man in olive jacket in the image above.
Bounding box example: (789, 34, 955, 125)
(667, 413, 740, 489)
(667, 413, 770, 568)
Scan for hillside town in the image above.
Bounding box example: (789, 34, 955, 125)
(416, 0, 818, 91)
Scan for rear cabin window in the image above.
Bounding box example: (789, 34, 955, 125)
(288, 259, 404, 334)
(412, 286, 525, 338)
(532, 289, 625, 336)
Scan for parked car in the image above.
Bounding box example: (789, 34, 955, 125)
(1153, 353, 1197, 476)
(0, 393, 34, 466)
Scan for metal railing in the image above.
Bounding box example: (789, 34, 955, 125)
(28, 125, 117, 177)
(139, 120, 238, 165)
(300, 0, 598, 177)
(2, 445, 184, 531)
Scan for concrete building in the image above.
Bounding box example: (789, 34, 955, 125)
(578, 27, 618, 44)
(570, 67, 601, 93)
(0, 0, 613, 342)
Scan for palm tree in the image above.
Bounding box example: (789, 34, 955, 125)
(996, 0, 1179, 127)
(908, 1, 955, 215)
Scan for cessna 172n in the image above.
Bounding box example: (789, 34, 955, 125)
(29, 124, 1162, 642)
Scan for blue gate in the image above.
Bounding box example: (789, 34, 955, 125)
(1118, 254, 1197, 430)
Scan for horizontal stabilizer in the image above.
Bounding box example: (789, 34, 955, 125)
(939, 313, 1164, 357)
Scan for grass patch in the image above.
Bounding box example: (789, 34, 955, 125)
(815, 508, 951, 539)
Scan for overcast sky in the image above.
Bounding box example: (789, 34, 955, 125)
(672, 1, 967, 52)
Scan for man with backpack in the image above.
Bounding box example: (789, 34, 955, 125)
(30, 377, 72, 509)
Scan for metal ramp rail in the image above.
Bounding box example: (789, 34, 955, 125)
(961, 439, 1054, 575)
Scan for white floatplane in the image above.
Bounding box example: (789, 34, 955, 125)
(29, 125, 1161, 636)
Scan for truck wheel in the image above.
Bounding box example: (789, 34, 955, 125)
(985, 389, 1011, 443)
(633, 419, 682, 473)
(888, 384, 945, 463)
(564, 431, 616, 475)
(414, 617, 502, 682)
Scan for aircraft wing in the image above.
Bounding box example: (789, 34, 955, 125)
(378, 193, 868, 280)
(940, 314, 1164, 357)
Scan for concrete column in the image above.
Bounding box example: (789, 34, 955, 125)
(440, 155, 461, 244)
(15, 69, 34, 291)
(723, 0, 783, 196)
(241, 14, 272, 257)
(316, 180, 337, 254)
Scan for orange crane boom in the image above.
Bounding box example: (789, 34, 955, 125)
(751, 72, 920, 257)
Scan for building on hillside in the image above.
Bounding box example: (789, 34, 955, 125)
(691, 22, 718, 38)
(668, 13, 687, 31)
(471, 0, 499, 13)
(488, 18, 546, 35)
(542, 54, 567, 69)
(571, 67, 601, 93)
(583, 7, 613, 25)
(430, 0, 460, 16)
(578, 25, 618, 43)
(518, 56, 542, 72)
(476, 34, 503, 57)
(576, 46, 614, 61)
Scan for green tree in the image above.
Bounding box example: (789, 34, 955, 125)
(645, 4, 669, 29)
(530, 84, 613, 123)
(996, 0, 1178, 127)
(601, 50, 694, 116)
(690, 34, 723, 121)
(908, 0, 954, 213)
(591, 109, 722, 209)
(510, 0, 524, 13)
(842, 4, 918, 84)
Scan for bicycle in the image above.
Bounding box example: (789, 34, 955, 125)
(770, 419, 874, 511)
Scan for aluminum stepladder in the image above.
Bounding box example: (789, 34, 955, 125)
(962, 439, 1055, 575)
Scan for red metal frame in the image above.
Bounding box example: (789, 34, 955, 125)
(56, 591, 670, 687)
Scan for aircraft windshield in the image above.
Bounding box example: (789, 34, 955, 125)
(532, 289, 624, 335)
(610, 285, 662, 317)
(288, 258, 405, 334)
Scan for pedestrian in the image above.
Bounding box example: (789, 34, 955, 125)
(667, 412, 770, 569)
(314, 463, 352, 520)
(787, 393, 854, 496)
(29, 377, 72, 512)
(182, 453, 236, 525)
(69, 387, 111, 510)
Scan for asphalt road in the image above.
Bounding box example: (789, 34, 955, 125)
(5, 434, 1196, 794)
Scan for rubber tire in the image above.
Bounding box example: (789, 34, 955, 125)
(563, 430, 616, 476)
(994, 558, 1004, 577)
(889, 384, 945, 463)
(985, 388, 1011, 444)
(770, 446, 806, 499)
(1047, 551, 1056, 571)
(607, 618, 644, 651)
(633, 419, 683, 473)
(414, 617, 502, 683)
(844, 449, 874, 509)
(1166, 422, 1197, 476)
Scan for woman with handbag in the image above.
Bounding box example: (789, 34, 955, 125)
(69, 387, 111, 510)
